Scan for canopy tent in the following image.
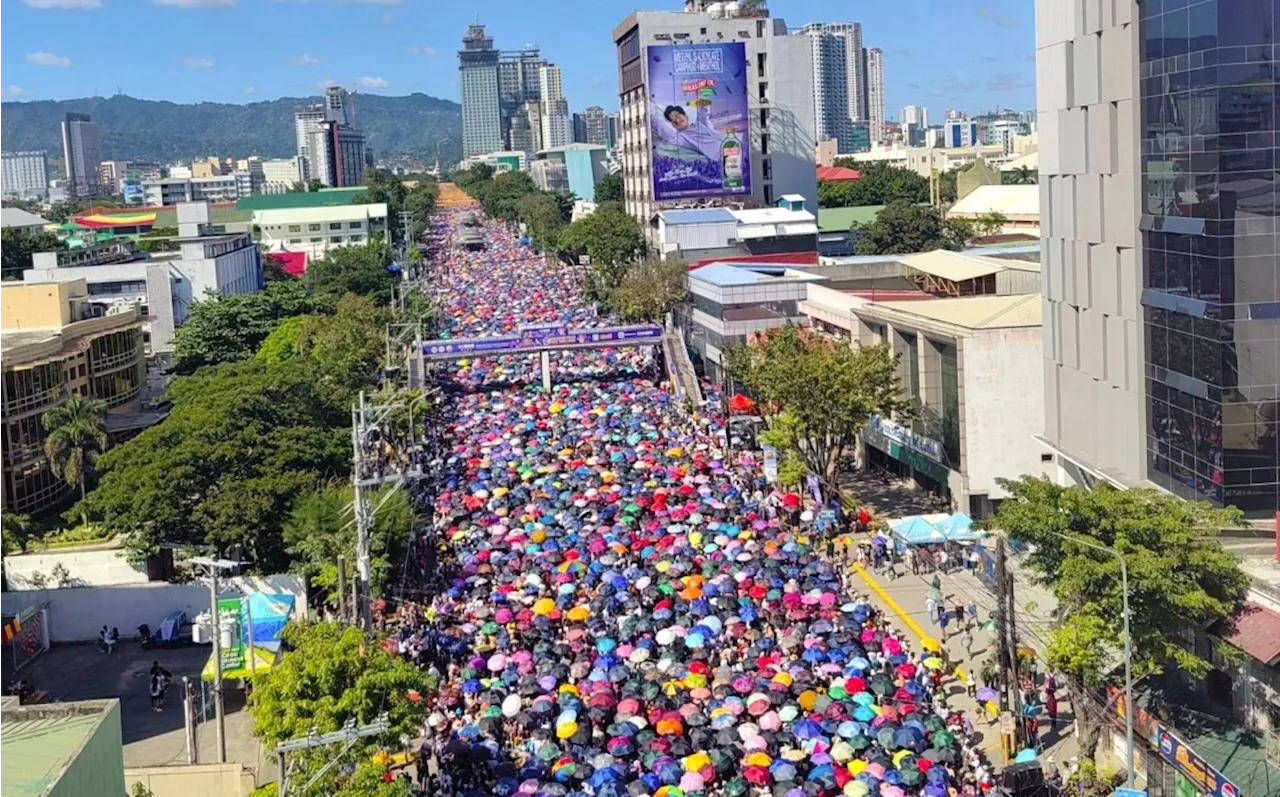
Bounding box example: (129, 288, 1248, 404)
(932, 512, 984, 542)
(202, 642, 280, 681)
(891, 516, 946, 545)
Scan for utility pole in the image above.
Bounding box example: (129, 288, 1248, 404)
(191, 556, 240, 765)
(994, 537, 1015, 764)
(276, 715, 391, 797)
(182, 676, 197, 764)
(336, 555, 347, 624)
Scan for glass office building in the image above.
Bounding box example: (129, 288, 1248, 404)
(1139, 0, 1278, 510)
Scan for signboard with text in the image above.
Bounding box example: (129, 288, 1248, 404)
(869, 415, 944, 462)
(422, 324, 663, 361)
(1153, 724, 1241, 797)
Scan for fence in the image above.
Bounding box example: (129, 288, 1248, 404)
(2, 605, 51, 672)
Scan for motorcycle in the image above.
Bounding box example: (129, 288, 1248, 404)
(137, 623, 154, 650)
(5, 678, 36, 702)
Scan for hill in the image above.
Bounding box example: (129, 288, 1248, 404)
(0, 93, 462, 167)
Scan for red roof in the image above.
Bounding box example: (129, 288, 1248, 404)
(817, 166, 861, 182)
(1223, 601, 1280, 664)
(692, 251, 819, 269)
(269, 251, 308, 277)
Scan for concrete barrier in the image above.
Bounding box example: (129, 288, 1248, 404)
(126, 763, 255, 797)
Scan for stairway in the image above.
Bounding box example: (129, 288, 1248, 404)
(664, 326, 704, 406)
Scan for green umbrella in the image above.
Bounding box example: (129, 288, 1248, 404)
(724, 777, 749, 797)
(923, 715, 946, 732)
(537, 743, 561, 761)
(930, 729, 956, 747)
(898, 767, 924, 787)
(482, 621, 500, 634)
(848, 735, 873, 751)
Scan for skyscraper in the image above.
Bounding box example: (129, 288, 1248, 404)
(538, 64, 572, 149)
(574, 106, 608, 146)
(499, 47, 546, 148)
(604, 113, 621, 150)
(796, 23, 853, 151)
(60, 113, 103, 200)
(294, 104, 327, 183)
(2, 151, 50, 199)
(459, 23, 503, 157)
(899, 105, 928, 130)
(325, 86, 351, 126)
(865, 47, 884, 143)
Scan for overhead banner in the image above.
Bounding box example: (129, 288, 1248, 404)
(648, 42, 751, 201)
(422, 324, 663, 361)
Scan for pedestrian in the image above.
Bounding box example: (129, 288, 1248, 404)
(961, 628, 974, 659)
(954, 597, 966, 624)
(98, 626, 110, 654)
(938, 605, 950, 641)
(925, 596, 937, 626)
(109, 626, 120, 654)
(149, 673, 164, 712)
(964, 670, 977, 699)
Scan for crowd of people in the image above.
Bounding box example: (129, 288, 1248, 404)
(385, 209, 1007, 797)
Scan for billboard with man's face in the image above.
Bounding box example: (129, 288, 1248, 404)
(648, 42, 751, 201)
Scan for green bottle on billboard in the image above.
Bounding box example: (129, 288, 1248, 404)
(721, 127, 743, 190)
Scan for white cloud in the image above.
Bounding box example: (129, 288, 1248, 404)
(153, 0, 236, 6)
(356, 76, 389, 89)
(291, 54, 321, 66)
(244, 86, 257, 95)
(3, 86, 27, 98)
(179, 57, 216, 69)
(23, 0, 101, 8)
(26, 52, 72, 68)
(405, 45, 437, 57)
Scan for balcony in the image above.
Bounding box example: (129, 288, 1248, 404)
(4, 387, 62, 419)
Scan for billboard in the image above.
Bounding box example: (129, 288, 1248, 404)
(648, 42, 751, 201)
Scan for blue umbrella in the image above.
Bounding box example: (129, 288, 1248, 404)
(793, 719, 824, 739)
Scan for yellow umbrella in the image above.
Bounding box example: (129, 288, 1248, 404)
(893, 750, 913, 767)
(566, 606, 591, 622)
(745, 752, 772, 767)
(847, 760, 867, 775)
(798, 690, 818, 711)
(556, 721, 579, 740)
(533, 598, 556, 616)
(684, 751, 712, 772)
(922, 657, 944, 670)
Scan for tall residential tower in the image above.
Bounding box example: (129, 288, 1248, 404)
(864, 47, 884, 143)
(60, 113, 103, 200)
(459, 24, 503, 157)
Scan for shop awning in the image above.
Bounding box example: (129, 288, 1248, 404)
(202, 642, 280, 681)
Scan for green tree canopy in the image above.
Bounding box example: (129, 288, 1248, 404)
(73, 359, 349, 570)
(296, 293, 391, 390)
(986, 477, 1250, 760)
(42, 393, 109, 500)
(594, 170, 624, 204)
(480, 170, 539, 220)
(173, 279, 312, 373)
(558, 202, 645, 296)
(305, 244, 395, 310)
(607, 257, 689, 322)
(724, 326, 910, 490)
(516, 191, 567, 252)
(852, 200, 971, 255)
(255, 314, 313, 365)
(822, 161, 930, 207)
(2, 228, 66, 281)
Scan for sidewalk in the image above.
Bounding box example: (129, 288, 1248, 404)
(834, 551, 1081, 769)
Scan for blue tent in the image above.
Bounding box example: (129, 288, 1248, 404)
(243, 593, 296, 643)
(891, 516, 946, 545)
(934, 512, 984, 541)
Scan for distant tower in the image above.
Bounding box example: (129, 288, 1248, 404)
(865, 47, 885, 142)
(458, 23, 503, 156)
(61, 112, 104, 200)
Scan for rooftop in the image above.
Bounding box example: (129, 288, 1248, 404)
(1, 700, 120, 797)
(253, 202, 389, 223)
(898, 249, 1040, 283)
(689, 263, 825, 288)
(870, 293, 1043, 330)
(816, 165, 861, 182)
(659, 208, 737, 226)
(1220, 601, 1280, 665)
(818, 205, 886, 233)
(236, 187, 367, 211)
(1, 207, 51, 229)
(948, 184, 1040, 218)
(538, 143, 607, 154)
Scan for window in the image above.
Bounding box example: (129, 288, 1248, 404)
(287, 238, 302, 244)
(348, 221, 362, 229)
(330, 236, 344, 243)
(349, 235, 364, 243)
(309, 237, 322, 243)
(759, 108, 770, 127)
(288, 224, 302, 233)
(78, 363, 86, 378)
(308, 223, 321, 232)
(758, 81, 768, 102)
(763, 185, 773, 204)
(761, 134, 770, 154)
(329, 222, 342, 230)
(757, 52, 767, 78)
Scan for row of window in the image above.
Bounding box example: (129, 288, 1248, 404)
(285, 221, 365, 233)
(285, 235, 364, 245)
(88, 280, 146, 296)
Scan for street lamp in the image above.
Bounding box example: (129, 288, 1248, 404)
(1050, 533, 1135, 789)
(191, 555, 241, 765)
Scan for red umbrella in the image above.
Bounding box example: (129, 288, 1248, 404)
(729, 394, 756, 414)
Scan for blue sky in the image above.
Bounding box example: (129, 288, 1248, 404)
(2, 0, 1034, 117)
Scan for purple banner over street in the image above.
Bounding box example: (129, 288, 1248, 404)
(422, 325, 664, 361)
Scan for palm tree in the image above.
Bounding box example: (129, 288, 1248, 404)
(1004, 165, 1036, 185)
(42, 393, 109, 500)
(0, 511, 32, 593)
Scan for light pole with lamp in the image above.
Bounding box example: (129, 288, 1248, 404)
(191, 556, 241, 765)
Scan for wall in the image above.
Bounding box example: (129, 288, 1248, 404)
(961, 326, 1053, 499)
(126, 763, 254, 797)
(0, 574, 307, 643)
(53, 701, 125, 797)
(766, 33, 818, 212)
(5, 547, 150, 589)
(1036, 0, 1145, 485)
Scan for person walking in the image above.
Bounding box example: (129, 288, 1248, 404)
(149, 673, 164, 712)
(961, 628, 975, 660)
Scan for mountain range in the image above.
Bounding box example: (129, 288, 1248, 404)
(0, 93, 462, 169)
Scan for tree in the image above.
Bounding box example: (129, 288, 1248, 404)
(73, 359, 349, 570)
(2, 228, 66, 281)
(305, 245, 395, 310)
(42, 393, 109, 500)
(516, 191, 566, 252)
(284, 482, 413, 603)
(296, 294, 391, 390)
(824, 161, 930, 206)
(973, 211, 1009, 238)
(595, 170, 624, 203)
(723, 325, 911, 491)
(249, 622, 427, 796)
(307, 178, 325, 193)
(173, 279, 312, 373)
(1003, 165, 1036, 185)
(480, 171, 539, 221)
(852, 200, 965, 255)
(2, 513, 36, 554)
(607, 257, 689, 322)
(452, 162, 494, 195)
(985, 477, 1250, 761)
(558, 202, 644, 296)
(255, 315, 313, 365)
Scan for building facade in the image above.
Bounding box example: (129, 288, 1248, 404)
(535, 144, 608, 200)
(254, 202, 388, 261)
(1, 280, 146, 513)
(293, 104, 327, 183)
(61, 113, 104, 201)
(614, 5, 818, 228)
(142, 174, 251, 206)
(1036, 0, 1148, 497)
(499, 47, 547, 148)
(2, 151, 50, 199)
(574, 105, 610, 146)
(797, 23, 854, 152)
(260, 158, 303, 192)
(865, 47, 885, 142)
(944, 119, 980, 148)
(460, 24, 504, 157)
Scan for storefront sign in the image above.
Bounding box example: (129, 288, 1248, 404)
(423, 325, 663, 361)
(1153, 724, 1241, 797)
(869, 415, 944, 463)
(761, 444, 779, 484)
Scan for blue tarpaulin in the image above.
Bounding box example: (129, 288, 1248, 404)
(244, 593, 296, 643)
(891, 516, 946, 544)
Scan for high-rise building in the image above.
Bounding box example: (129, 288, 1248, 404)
(61, 113, 104, 200)
(574, 106, 609, 146)
(325, 86, 351, 126)
(303, 121, 367, 188)
(604, 112, 621, 150)
(498, 47, 546, 148)
(614, 3, 817, 227)
(537, 64, 573, 149)
(943, 119, 979, 148)
(294, 104, 327, 183)
(459, 23, 503, 157)
(2, 151, 50, 199)
(509, 100, 544, 153)
(865, 47, 884, 143)
(900, 105, 928, 131)
(796, 23, 852, 152)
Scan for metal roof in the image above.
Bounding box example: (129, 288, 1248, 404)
(948, 184, 1040, 218)
(1222, 601, 1280, 665)
(0, 208, 50, 229)
(817, 205, 886, 232)
(898, 249, 1038, 283)
(870, 293, 1043, 330)
(658, 208, 737, 226)
(689, 263, 824, 287)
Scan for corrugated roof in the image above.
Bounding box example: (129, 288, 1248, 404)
(690, 263, 824, 287)
(1222, 601, 1280, 664)
(871, 293, 1043, 330)
(818, 205, 886, 232)
(731, 207, 815, 225)
(236, 187, 367, 211)
(0, 208, 50, 229)
(948, 184, 1040, 218)
(1, 712, 105, 796)
(899, 249, 1032, 282)
(659, 208, 737, 226)
(816, 166, 861, 182)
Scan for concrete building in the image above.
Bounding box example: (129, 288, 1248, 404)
(459, 150, 529, 175)
(845, 143, 1006, 177)
(796, 23, 855, 152)
(605, 112, 621, 150)
(944, 119, 980, 148)
(510, 100, 545, 153)
(255, 202, 388, 261)
(308, 120, 368, 188)
(533, 144, 608, 200)
(293, 104, 327, 183)
(2, 150, 50, 199)
(460, 23, 504, 157)
(142, 174, 251, 206)
(61, 113, 104, 201)
(865, 47, 884, 142)
(191, 157, 222, 178)
(499, 47, 547, 147)
(1, 280, 146, 513)
(802, 285, 1049, 516)
(574, 105, 609, 146)
(1, 207, 51, 232)
(530, 158, 570, 194)
(614, 2, 818, 228)
(25, 203, 263, 357)
(260, 157, 303, 192)
(542, 98, 574, 150)
(1, 700, 125, 797)
(1039, 0, 1152, 498)
(657, 197, 820, 263)
(900, 105, 928, 130)
(946, 184, 1041, 236)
